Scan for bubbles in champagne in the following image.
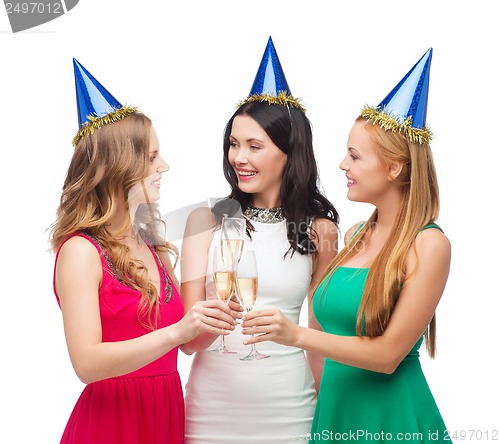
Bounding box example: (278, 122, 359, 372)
(236, 277, 258, 309)
(221, 239, 244, 265)
(213, 271, 235, 302)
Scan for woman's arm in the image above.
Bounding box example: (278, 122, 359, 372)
(307, 218, 339, 392)
(243, 228, 451, 374)
(56, 236, 236, 384)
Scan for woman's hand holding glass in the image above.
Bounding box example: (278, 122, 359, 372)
(178, 298, 239, 344)
(242, 307, 299, 349)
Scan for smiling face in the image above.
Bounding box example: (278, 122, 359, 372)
(145, 125, 169, 202)
(127, 125, 169, 209)
(339, 119, 397, 206)
(228, 114, 287, 207)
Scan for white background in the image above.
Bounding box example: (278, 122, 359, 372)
(1, 1, 499, 442)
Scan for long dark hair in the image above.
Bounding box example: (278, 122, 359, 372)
(213, 101, 339, 256)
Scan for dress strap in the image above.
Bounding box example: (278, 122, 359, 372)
(350, 221, 366, 240)
(421, 223, 443, 233)
(148, 246, 174, 303)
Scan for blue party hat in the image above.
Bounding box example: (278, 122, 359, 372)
(72, 58, 138, 146)
(238, 37, 305, 112)
(361, 48, 433, 144)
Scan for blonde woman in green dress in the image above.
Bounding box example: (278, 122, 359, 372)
(242, 48, 453, 443)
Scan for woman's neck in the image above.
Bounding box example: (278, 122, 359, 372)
(106, 206, 135, 239)
(373, 187, 404, 232)
(251, 193, 281, 209)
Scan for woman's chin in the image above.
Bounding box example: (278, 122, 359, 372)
(237, 182, 257, 194)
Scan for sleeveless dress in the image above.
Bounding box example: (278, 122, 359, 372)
(310, 224, 452, 443)
(54, 233, 185, 444)
(184, 219, 317, 443)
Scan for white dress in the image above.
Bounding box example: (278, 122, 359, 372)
(185, 219, 316, 443)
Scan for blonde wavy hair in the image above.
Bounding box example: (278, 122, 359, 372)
(317, 117, 440, 357)
(50, 112, 178, 330)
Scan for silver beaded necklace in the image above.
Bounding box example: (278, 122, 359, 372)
(243, 205, 285, 224)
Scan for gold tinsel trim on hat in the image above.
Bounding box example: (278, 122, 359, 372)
(72, 106, 139, 146)
(360, 105, 433, 145)
(237, 91, 306, 113)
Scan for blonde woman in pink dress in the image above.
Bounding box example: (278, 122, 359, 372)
(50, 59, 238, 444)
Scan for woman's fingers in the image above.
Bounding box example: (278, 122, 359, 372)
(243, 331, 269, 345)
(243, 308, 276, 320)
(202, 299, 243, 320)
(188, 312, 234, 336)
(241, 309, 297, 347)
(242, 309, 281, 328)
(190, 300, 240, 332)
(198, 309, 237, 330)
(197, 323, 232, 336)
(241, 313, 275, 337)
(227, 298, 243, 313)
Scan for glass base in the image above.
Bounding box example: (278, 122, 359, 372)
(208, 344, 237, 354)
(208, 336, 237, 354)
(240, 348, 269, 361)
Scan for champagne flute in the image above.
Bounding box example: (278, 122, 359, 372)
(221, 214, 246, 315)
(209, 246, 237, 354)
(220, 214, 246, 266)
(236, 250, 269, 361)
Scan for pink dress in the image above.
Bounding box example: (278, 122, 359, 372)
(54, 233, 185, 444)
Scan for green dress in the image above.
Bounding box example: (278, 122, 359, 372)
(310, 224, 451, 443)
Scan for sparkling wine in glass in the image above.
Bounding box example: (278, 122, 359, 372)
(209, 246, 237, 354)
(237, 250, 269, 361)
(221, 214, 246, 319)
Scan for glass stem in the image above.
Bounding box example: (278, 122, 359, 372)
(247, 306, 257, 353)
